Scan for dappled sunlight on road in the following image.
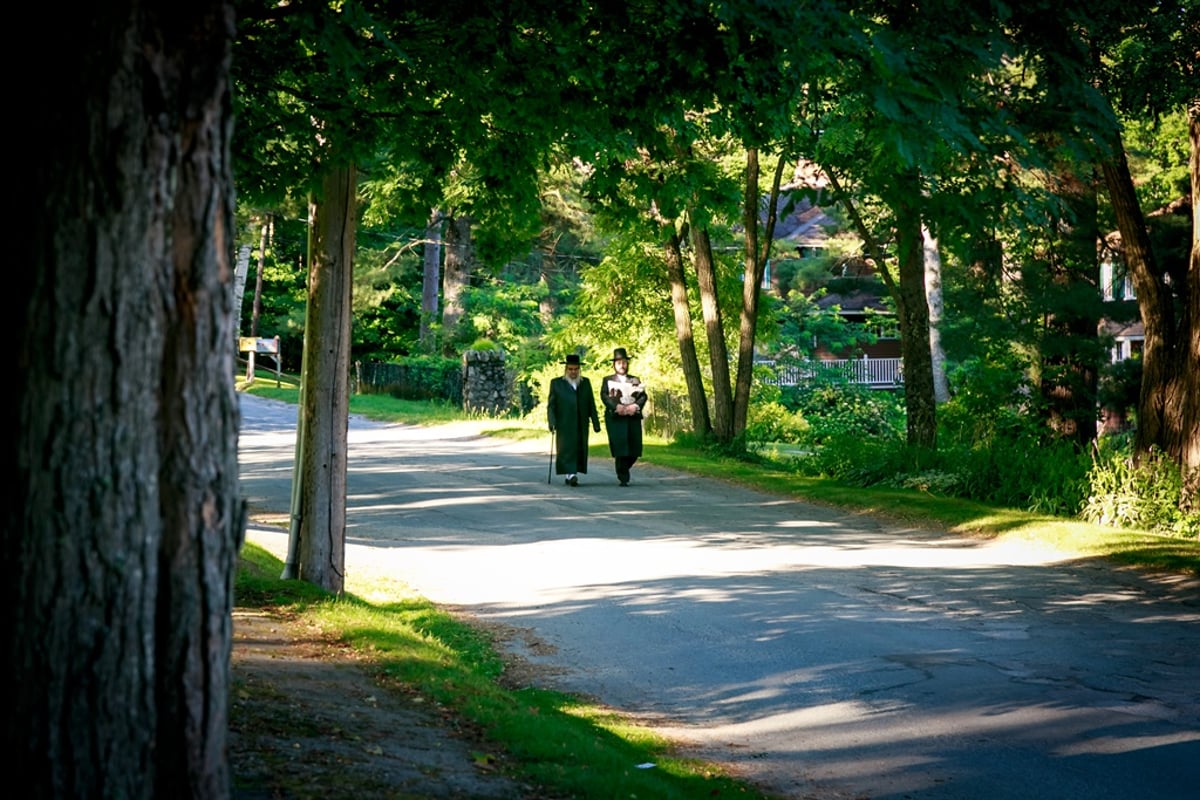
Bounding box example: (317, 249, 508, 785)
(237, 394, 1200, 800)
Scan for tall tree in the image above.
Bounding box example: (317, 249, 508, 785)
(663, 227, 714, 436)
(1011, 0, 1200, 499)
(420, 209, 443, 352)
(294, 165, 357, 593)
(1186, 101, 1200, 510)
(8, 1, 241, 795)
(442, 213, 474, 349)
(732, 150, 787, 438)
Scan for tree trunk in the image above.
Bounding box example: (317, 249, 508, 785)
(663, 229, 712, 437)
(295, 165, 356, 594)
(420, 208, 442, 353)
(234, 244, 251, 332)
(1100, 130, 1191, 465)
(924, 225, 951, 404)
(893, 183, 937, 449)
(7, 2, 241, 797)
(442, 213, 472, 349)
(732, 151, 785, 439)
(691, 223, 735, 443)
(1183, 102, 1200, 512)
(538, 251, 557, 327)
(251, 215, 270, 338)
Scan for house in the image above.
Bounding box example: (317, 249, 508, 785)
(760, 187, 901, 388)
(1099, 244, 1144, 363)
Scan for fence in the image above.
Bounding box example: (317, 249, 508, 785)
(760, 357, 903, 389)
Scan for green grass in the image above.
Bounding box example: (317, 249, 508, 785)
(235, 543, 778, 799)
(639, 441, 1199, 575)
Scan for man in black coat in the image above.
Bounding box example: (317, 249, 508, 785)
(547, 353, 601, 486)
(600, 347, 647, 486)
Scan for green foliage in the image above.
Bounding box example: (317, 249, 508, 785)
(1120, 109, 1192, 212)
(1082, 440, 1199, 539)
(939, 357, 1041, 447)
(1097, 357, 1142, 420)
(782, 373, 905, 445)
(455, 280, 546, 357)
(357, 355, 462, 403)
(745, 401, 809, 446)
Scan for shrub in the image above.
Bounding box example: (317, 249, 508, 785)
(783, 373, 904, 446)
(745, 401, 809, 445)
(1082, 440, 1199, 538)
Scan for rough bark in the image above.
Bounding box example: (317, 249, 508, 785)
(732, 151, 785, 439)
(691, 224, 734, 443)
(7, 2, 241, 797)
(1100, 131, 1191, 465)
(420, 208, 443, 353)
(924, 226, 951, 404)
(251, 215, 270, 338)
(663, 230, 712, 437)
(441, 213, 472, 349)
(893, 183, 937, 449)
(1183, 102, 1200, 512)
(295, 165, 356, 594)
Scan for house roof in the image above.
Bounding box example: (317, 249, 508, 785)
(1099, 318, 1144, 338)
(815, 290, 890, 314)
(775, 202, 837, 246)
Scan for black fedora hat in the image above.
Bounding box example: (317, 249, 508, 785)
(611, 347, 632, 362)
(562, 353, 582, 366)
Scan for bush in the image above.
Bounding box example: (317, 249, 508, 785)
(782, 374, 904, 446)
(1082, 440, 1199, 538)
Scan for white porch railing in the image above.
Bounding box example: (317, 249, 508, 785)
(759, 357, 903, 388)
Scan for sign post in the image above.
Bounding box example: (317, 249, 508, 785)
(238, 336, 282, 387)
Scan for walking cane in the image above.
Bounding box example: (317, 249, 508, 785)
(547, 430, 555, 484)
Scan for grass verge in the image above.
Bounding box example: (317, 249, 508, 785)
(236, 542, 779, 800)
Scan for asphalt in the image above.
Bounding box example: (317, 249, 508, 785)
(237, 392, 1200, 800)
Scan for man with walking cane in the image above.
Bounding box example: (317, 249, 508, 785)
(546, 353, 601, 487)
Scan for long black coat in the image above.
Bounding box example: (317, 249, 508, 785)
(600, 373, 646, 458)
(547, 376, 600, 474)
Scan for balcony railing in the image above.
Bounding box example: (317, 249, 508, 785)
(759, 357, 903, 388)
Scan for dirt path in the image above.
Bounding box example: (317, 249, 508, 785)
(229, 607, 539, 799)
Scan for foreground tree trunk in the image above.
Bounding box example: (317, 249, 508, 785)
(293, 165, 357, 594)
(7, 2, 241, 797)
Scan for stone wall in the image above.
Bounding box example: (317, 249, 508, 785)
(461, 349, 509, 415)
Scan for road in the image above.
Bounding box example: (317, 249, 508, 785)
(236, 393, 1200, 800)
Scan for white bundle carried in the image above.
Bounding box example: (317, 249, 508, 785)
(617, 379, 647, 405)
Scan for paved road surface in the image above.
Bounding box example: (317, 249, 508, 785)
(237, 393, 1200, 800)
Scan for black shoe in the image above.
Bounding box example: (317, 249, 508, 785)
(566, 476, 579, 487)
(619, 480, 629, 487)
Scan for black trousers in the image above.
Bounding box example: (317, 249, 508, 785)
(615, 455, 637, 483)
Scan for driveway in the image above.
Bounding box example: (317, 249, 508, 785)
(237, 393, 1200, 800)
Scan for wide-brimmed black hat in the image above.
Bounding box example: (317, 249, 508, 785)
(562, 353, 582, 366)
(611, 347, 632, 362)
